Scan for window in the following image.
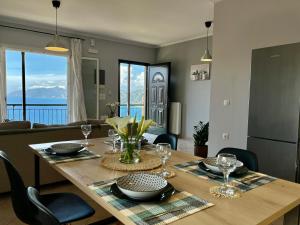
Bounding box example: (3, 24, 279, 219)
(119, 60, 147, 121)
(6, 49, 68, 124)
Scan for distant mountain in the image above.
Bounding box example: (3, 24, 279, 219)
(8, 87, 67, 99)
(120, 84, 144, 104)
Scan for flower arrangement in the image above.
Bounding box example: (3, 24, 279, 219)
(106, 102, 119, 118)
(106, 116, 155, 163)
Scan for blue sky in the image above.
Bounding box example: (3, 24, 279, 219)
(6, 50, 67, 95)
(119, 63, 146, 104)
(6, 50, 67, 76)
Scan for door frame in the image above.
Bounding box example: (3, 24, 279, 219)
(82, 57, 100, 119)
(118, 59, 149, 118)
(147, 62, 171, 132)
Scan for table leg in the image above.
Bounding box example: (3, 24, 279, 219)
(34, 155, 40, 191)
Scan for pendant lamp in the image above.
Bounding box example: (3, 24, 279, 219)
(45, 0, 69, 52)
(201, 21, 213, 62)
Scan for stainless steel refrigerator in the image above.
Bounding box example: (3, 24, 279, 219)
(247, 43, 300, 182)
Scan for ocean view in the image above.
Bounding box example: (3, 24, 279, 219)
(7, 97, 143, 124)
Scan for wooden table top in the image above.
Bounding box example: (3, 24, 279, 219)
(29, 138, 300, 225)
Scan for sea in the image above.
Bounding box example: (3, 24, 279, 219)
(7, 97, 143, 124)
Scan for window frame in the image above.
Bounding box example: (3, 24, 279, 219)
(118, 59, 149, 118)
(5, 48, 69, 123)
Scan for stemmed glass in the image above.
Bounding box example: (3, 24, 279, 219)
(216, 153, 238, 197)
(156, 143, 172, 178)
(81, 124, 92, 146)
(108, 129, 118, 152)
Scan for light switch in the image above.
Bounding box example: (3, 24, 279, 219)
(222, 133, 229, 140)
(223, 99, 230, 106)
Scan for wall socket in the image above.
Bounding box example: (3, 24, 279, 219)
(222, 132, 229, 140)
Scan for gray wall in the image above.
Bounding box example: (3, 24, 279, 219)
(0, 25, 156, 117)
(156, 37, 212, 139)
(209, 0, 300, 156)
(0, 23, 211, 141)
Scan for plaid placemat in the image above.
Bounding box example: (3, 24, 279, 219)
(35, 148, 101, 164)
(88, 179, 214, 225)
(174, 161, 276, 192)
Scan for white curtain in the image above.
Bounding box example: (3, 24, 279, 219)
(68, 39, 87, 122)
(0, 47, 6, 122)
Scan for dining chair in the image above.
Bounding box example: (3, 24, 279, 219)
(0, 150, 95, 225)
(153, 133, 178, 150)
(216, 147, 259, 171)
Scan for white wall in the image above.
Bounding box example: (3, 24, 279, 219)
(0, 24, 156, 117)
(209, 0, 300, 156)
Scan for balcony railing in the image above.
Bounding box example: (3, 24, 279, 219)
(119, 104, 144, 120)
(7, 103, 68, 125)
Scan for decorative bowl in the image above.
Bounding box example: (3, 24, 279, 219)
(50, 143, 84, 154)
(202, 157, 243, 173)
(116, 173, 168, 200)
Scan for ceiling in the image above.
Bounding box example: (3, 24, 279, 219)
(0, 0, 217, 47)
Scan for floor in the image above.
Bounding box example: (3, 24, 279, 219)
(0, 182, 119, 225)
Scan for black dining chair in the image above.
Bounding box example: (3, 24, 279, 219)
(0, 150, 95, 225)
(216, 147, 259, 172)
(153, 133, 178, 150)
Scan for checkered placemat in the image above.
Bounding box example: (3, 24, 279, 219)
(174, 161, 276, 192)
(88, 180, 214, 225)
(35, 148, 101, 164)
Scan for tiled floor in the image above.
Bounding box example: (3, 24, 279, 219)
(0, 182, 119, 225)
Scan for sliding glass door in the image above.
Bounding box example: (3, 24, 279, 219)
(119, 60, 147, 121)
(6, 49, 68, 124)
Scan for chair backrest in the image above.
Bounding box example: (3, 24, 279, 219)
(216, 148, 259, 172)
(153, 133, 178, 150)
(0, 150, 34, 224)
(27, 187, 61, 225)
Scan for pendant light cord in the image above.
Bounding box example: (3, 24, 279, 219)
(206, 27, 209, 50)
(55, 7, 58, 36)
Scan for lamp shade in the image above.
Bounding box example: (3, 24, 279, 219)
(45, 35, 69, 52)
(201, 49, 212, 62)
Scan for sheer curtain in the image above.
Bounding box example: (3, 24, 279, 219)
(0, 47, 6, 122)
(68, 39, 87, 122)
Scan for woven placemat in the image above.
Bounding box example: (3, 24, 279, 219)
(101, 152, 162, 171)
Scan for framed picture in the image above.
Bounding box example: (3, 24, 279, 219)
(190, 64, 210, 81)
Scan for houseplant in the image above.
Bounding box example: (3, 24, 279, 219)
(193, 121, 209, 158)
(106, 102, 119, 118)
(105, 116, 155, 164)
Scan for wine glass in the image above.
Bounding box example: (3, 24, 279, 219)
(81, 124, 92, 146)
(156, 143, 172, 178)
(108, 129, 118, 152)
(216, 153, 237, 197)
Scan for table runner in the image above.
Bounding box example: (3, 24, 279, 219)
(34, 148, 101, 164)
(88, 179, 214, 225)
(174, 161, 276, 192)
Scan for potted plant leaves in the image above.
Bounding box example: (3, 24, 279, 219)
(193, 121, 209, 158)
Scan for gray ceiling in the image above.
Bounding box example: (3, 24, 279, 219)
(0, 0, 218, 47)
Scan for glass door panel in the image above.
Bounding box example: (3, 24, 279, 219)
(6, 50, 23, 120)
(25, 52, 67, 124)
(120, 63, 129, 117)
(130, 64, 146, 120)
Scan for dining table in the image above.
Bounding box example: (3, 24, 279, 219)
(29, 137, 300, 225)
